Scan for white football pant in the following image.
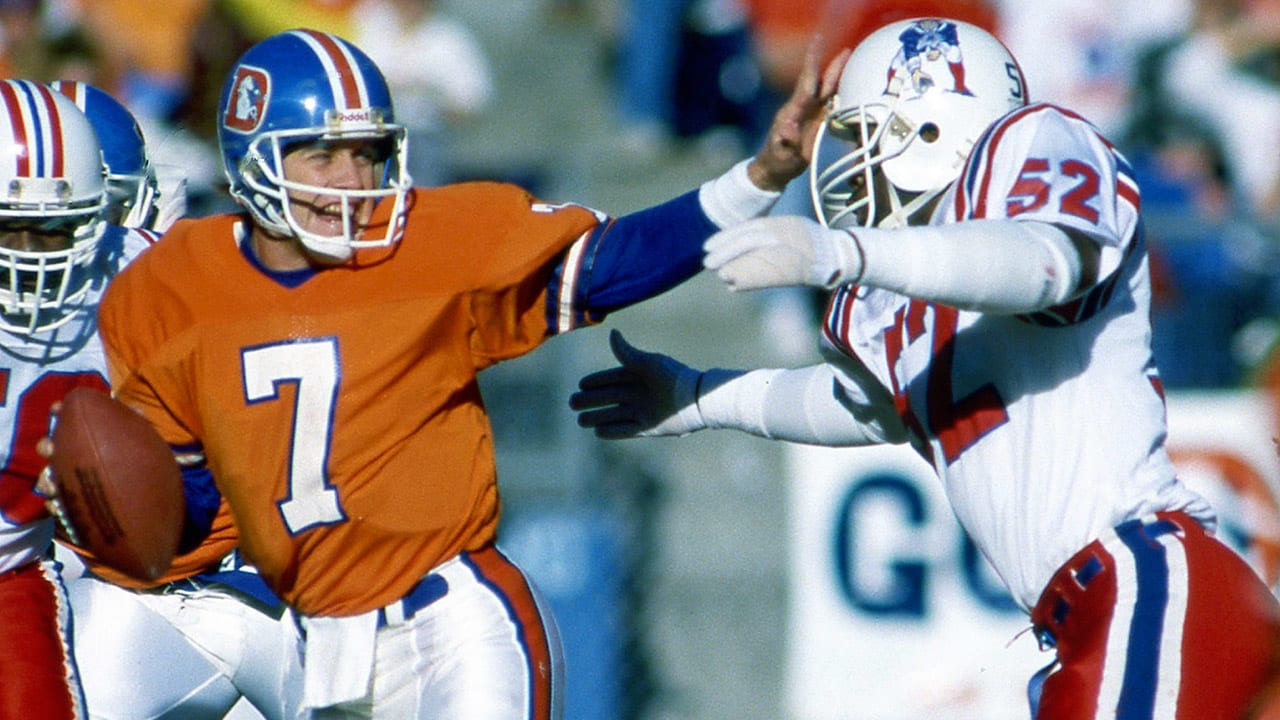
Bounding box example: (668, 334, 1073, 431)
(67, 575, 302, 719)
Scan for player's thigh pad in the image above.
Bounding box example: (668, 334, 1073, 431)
(369, 546, 564, 720)
(68, 576, 242, 720)
(132, 585, 303, 720)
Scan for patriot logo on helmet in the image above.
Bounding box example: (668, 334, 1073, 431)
(223, 66, 269, 134)
(886, 19, 974, 100)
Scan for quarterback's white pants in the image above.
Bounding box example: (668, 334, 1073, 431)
(67, 575, 303, 720)
(298, 546, 564, 720)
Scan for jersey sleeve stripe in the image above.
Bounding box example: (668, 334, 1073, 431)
(959, 104, 1051, 221)
(1017, 226, 1142, 326)
(822, 285, 856, 355)
(956, 120, 997, 219)
(1116, 156, 1141, 213)
(544, 188, 712, 333)
(545, 227, 596, 334)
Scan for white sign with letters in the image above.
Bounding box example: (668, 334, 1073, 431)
(783, 391, 1280, 720)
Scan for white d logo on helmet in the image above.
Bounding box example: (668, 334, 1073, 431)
(223, 66, 270, 134)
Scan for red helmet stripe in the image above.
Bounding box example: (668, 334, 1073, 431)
(48, 80, 87, 110)
(32, 83, 64, 177)
(294, 29, 365, 109)
(0, 82, 30, 177)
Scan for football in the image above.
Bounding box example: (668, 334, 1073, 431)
(48, 387, 184, 582)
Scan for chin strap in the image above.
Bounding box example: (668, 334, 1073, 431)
(877, 183, 945, 229)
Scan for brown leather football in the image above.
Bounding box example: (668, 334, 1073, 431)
(49, 387, 184, 582)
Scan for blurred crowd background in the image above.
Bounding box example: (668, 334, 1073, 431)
(9, 0, 1280, 718)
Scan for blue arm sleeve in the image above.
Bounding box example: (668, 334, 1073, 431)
(548, 189, 718, 324)
(176, 460, 220, 555)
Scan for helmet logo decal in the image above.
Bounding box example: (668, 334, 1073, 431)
(224, 66, 270, 134)
(885, 19, 974, 100)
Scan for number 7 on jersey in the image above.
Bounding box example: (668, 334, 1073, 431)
(242, 338, 347, 533)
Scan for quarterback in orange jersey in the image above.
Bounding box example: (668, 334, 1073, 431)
(88, 28, 847, 719)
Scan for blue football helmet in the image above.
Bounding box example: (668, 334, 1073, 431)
(217, 29, 411, 263)
(48, 80, 159, 230)
(0, 79, 107, 335)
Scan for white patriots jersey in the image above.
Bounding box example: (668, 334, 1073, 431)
(820, 103, 1213, 611)
(0, 226, 155, 574)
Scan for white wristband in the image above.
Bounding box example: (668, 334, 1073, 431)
(673, 367, 708, 435)
(698, 159, 782, 229)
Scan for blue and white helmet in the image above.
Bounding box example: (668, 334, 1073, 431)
(217, 29, 411, 262)
(0, 80, 107, 335)
(49, 80, 159, 230)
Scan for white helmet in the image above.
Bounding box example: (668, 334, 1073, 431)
(811, 18, 1027, 228)
(0, 80, 107, 335)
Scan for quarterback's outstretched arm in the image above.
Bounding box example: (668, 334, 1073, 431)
(551, 45, 849, 318)
(570, 329, 906, 446)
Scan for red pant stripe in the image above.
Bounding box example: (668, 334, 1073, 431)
(0, 561, 83, 720)
(463, 545, 555, 720)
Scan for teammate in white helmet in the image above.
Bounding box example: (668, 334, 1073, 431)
(571, 17, 1280, 719)
(0, 77, 151, 720)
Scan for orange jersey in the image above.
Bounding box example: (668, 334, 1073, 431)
(98, 183, 600, 616)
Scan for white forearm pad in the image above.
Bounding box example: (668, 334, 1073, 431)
(697, 365, 887, 446)
(855, 219, 1085, 314)
(699, 159, 783, 228)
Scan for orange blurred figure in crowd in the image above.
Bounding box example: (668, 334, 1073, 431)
(742, 0, 1000, 91)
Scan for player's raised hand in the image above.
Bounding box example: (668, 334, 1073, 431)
(570, 329, 705, 439)
(704, 215, 864, 291)
(747, 38, 851, 191)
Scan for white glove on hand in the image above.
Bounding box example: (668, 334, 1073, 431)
(703, 215, 864, 291)
(570, 329, 705, 439)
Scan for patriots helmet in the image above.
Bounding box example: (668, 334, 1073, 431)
(217, 29, 411, 263)
(0, 79, 107, 335)
(812, 18, 1027, 229)
(49, 80, 159, 230)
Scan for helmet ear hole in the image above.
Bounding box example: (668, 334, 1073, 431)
(919, 123, 940, 143)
